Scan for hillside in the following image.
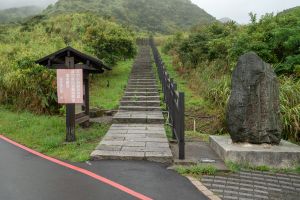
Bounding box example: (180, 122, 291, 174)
(0, 6, 42, 24)
(219, 17, 234, 23)
(279, 6, 300, 15)
(43, 0, 216, 33)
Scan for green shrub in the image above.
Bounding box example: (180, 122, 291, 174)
(162, 8, 300, 141)
(279, 77, 300, 142)
(84, 21, 137, 65)
(0, 13, 136, 113)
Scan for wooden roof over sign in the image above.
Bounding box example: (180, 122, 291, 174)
(36, 46, 111, 73)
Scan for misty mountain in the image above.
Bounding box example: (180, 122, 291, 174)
(0, 6, 42, 24)
(219, 17, 234, 23)
(43, 0, 216, 33)
(0, 0, 57, 10)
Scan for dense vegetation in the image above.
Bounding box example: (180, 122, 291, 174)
(0, 6, 42, 24)
(43, 0, 215, 33)
(162, 7, 300, 142)
(0, 13, 136, 114)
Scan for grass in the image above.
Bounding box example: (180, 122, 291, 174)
(90, 59, 134, 110)
(158, 47, 226, 134)
(175, 164, 217, 176)
(185, 131, 210, 142)
(158, 46, 206, 110)
(226, 161, 300, 174)
(0, 106, 110, 162)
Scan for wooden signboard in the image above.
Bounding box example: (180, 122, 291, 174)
(57, 69, 83, 104)
(36, 47, 110, 142)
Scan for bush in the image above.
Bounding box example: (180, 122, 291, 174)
(163, 8, 300, 141)
(84, 21, 137, 65)
(0, 13, 137, 113)
(279, 77, 300, 142)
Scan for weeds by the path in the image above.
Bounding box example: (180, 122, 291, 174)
(90, 59, 134, 110)
(0, 107, 110, 162)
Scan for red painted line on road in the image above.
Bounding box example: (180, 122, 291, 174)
(0, 135, 153, 200)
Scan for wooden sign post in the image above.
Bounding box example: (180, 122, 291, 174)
(57, 67, 83, 142)
(36, 47, 110, 142)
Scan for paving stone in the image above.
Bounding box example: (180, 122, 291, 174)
(226, 180, 240, 186)
(124, 134, 147, 138)
(95, 145, 122, 151)
(223, 196, 238, 200)
(254, 189, 268, 194)
(202, 178, 215, 183)
(122, 146, 171, 153)
(146, 142, 169, 148)
(239, 187, 254, 192)
(101, 136, 125, 141)
(100, 141, 125, 146)
(213, 179, 227, 184)
(128, 137, 168, 142)
(107, 129, 128, 134)
(212, 184, 226, 189)
(253, 185, 268, 190)
(223, 190, 239, 195)
(91, 150, 145, 160)
(123, 141, 146, 147)
(210, 188, 223, 194)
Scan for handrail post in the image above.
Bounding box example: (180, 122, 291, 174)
(178, 92, 185, 160)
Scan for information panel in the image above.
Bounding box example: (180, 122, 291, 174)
(57, 69, 83, 104)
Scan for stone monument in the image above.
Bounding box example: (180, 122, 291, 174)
(209, 52, 300, 168)
(226, 52, 281, 144)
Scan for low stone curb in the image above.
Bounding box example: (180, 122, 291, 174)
(187, 176, 222, 200)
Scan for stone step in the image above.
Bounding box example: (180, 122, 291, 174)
(91, 45, 173, 164)
(127, 84, 158, 87)
(130, 77, 155, 79)
(131, 71, 153, 73)
(126, 87, 158, 90)
(132, 68, 152, 70)
(128, 81, 157, 84)
(128, 81, 157, 85)
(122, 96, 160, 101)
(124, 92, 159, 96)
(120, 100, 160, 107)
(126, 88, 158, 92)
(112, 111, 164, 124)
(126, 86, 157, 90)
(119, 106, 161, 111)
(131, 72, 153, 74)
(130, 74, 154, 77)
(129, 79, 156, 81)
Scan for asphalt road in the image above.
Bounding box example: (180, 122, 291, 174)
(0, 137, 208, 200)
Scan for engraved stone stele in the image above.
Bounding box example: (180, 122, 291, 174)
(226, 52, 281, 144)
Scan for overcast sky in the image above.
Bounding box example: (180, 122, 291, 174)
(1, 0, 299, 24)
(0, 0, 57, 9)
(191, 0, 300, 24)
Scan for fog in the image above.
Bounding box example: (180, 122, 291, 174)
(1, 0, 299, 24)
(0, 0, 57, 10)
(191, 0, 300, 24)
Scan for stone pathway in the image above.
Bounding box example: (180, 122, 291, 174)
(91, 45, 173, 163)
(201, 171, 300, 200)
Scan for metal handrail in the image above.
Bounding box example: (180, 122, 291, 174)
(149, 37, 185, 160)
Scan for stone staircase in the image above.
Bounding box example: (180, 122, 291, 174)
(91, 45, 173, 163)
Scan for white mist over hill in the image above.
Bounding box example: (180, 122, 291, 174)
(0, 0, 57, 10)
